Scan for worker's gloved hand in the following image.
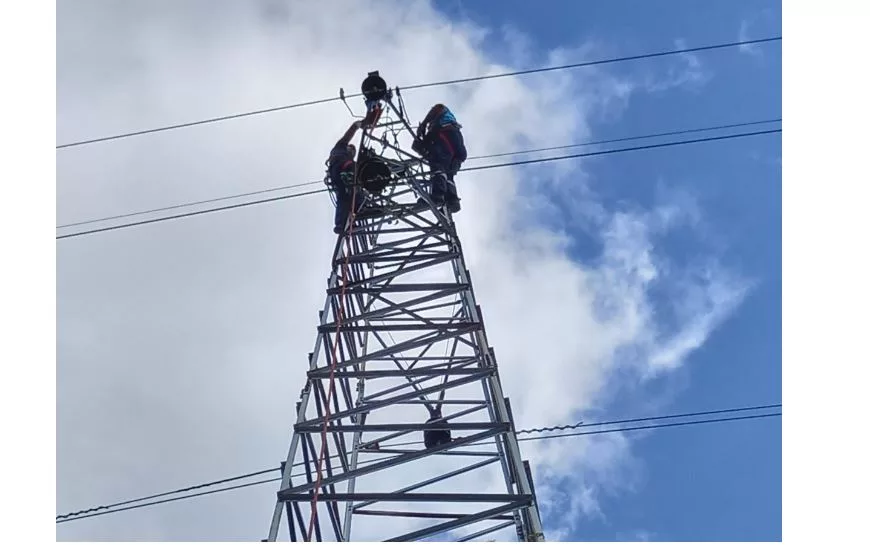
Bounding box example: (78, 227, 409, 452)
(411, 138, 426, 155)
(449, 160, 462, 176)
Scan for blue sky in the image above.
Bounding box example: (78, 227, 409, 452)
(437, 0, 781, 540)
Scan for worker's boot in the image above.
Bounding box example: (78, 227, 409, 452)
(432, 172, 449, 205)
(418, 172, 448, 208)
(445, 180, 461, 213)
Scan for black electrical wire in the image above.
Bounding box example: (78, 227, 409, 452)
(55, 187, 326, 240)
(516, 402, 783, 434)
(55, 96, 342, 149)
(461, 128, 780, 172)
(55, 127, 780, 241)
(56, 477, 283, 524)
(56, 403, 781, 524)
(465, 117, 781, 160)
(518, 411, 781, 443)
(56, 179, 325, 229)
(403, 37, 781, 91)
(55, 466, 280, 521)
(382, 403, 783, 448)
(55, 451, 403, 525)
(56, 117, 780, 230)
(55, 36, 781, 149)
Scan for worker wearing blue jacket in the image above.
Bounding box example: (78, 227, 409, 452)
(415, 104, 467, 213)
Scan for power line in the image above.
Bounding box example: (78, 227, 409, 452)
(55, 127, 781, 241)
(56, 179, 325, 230)
(56, 452, 402, 525)
(461, 128, 780, 172)
(517, 411, 781, 443)
(516, 402, 783, 434)
(56, 96, 342, 150)
(55, 467, 280, 521)
(465, 117, 781, 160)
(380, 403, 783, 448)
(56, 187, 326, 240)
(56, 403, 781, 524)
(56, 476, 284, 524)
(404, 37, 781, 91)
(57, 117, 781, 230)
(55, 36, 781, 150)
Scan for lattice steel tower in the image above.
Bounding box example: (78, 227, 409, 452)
(267, 72, 545, 542)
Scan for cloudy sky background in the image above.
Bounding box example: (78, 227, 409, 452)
(56, 0, 781, 541)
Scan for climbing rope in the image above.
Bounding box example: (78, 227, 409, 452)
(305, 126, 371, 541)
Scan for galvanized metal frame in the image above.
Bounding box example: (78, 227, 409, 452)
(267, 85, 544, 542)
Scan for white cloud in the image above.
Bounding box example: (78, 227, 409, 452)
(56, 0, 749, 540)
(739, 20, 761, 57)
(642, 39, 713, 93)
(739, 19, 765, 59)
(738, 9, 777, 60)
(615, 528, 656, 541)
(646, 265, 752, 373)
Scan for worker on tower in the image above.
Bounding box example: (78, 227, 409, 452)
(327, 120, 363, 234)
(414, 103, 467, 213)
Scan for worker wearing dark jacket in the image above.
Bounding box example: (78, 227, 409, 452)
(328, 121, 362, 234)
(415, 104, 467, 213)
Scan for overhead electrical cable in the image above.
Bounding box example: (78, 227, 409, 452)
(54, 467, 280, 521)
(55, 96, 341, 149)
(55, 36, 781, 149)
(56, 188, 326, 240)
(464, 117, 781, 160)
(517, 412, 781, 443)
(56, 452, 401, 525)
(519, 402, 783, 433)
(56, 477, 284, 524)
(56, 127, 781, 241)
(56, 117, 781, 230)
(372, 403, 783, 448)
(55, 181, 325, 229)
(56, 403, 781, 524)
(400, 37, 781, 91)
(461, 128, 780, 172)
